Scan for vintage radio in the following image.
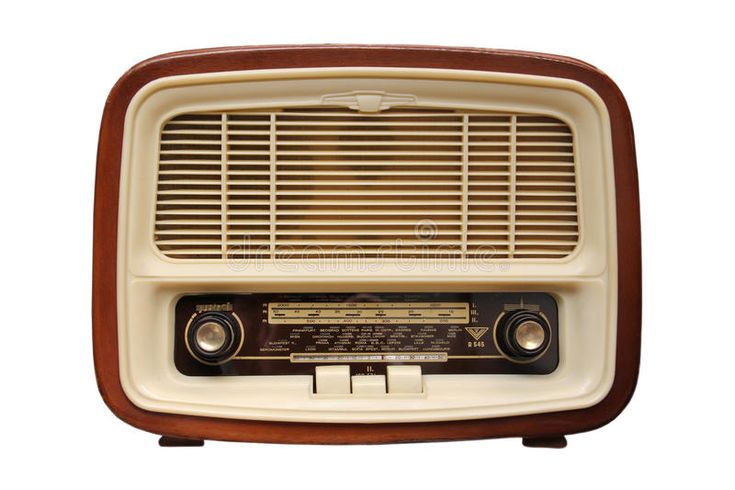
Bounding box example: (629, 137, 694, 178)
(93, 45, 640, 447)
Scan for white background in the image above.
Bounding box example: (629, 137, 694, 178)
(2, 1, 733, 488)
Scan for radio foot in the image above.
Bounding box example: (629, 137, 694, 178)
(158, 436, 205, 447)
(522, 436, 567, 448)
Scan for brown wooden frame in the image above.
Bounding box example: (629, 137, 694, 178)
(93, 45, 640, 444)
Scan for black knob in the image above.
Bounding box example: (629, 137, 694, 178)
(495, 310, 551, 361)
(187, 312, 240, 363)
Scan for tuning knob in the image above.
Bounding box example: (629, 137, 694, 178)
(495, 310, 551, 361)
(187, 312, 240, 363)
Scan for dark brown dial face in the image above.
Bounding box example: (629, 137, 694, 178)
(174, 292, 558, 376)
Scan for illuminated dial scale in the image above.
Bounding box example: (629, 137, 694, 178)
(268, 302, 471, 325)
(175, 293, 559, 377)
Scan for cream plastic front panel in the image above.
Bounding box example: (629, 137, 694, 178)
(117, 68, 617, 423)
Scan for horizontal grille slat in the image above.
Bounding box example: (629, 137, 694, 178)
(155, 108, 578, 260)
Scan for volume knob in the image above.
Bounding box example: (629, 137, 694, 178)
(187, 312, 240, 363)
(495, 310, 551, 361)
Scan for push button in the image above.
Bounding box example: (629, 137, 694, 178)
(315, 365, 351, 394)
(351, 375, 386, 395)
(387, 365, 423, 394)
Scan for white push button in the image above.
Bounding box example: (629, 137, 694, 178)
(387, 365, 423, 394)
(351, 375, 386, 395)
(315, 365, 351, 394)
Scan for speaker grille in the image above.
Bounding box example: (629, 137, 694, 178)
(155, 108, 578, 260)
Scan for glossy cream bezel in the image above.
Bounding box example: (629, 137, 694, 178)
(116, 67, 617, 423)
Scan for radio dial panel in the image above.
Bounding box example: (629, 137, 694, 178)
(174, 293, 559, 377)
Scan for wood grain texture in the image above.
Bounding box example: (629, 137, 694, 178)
(93, 45, 641, 444)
